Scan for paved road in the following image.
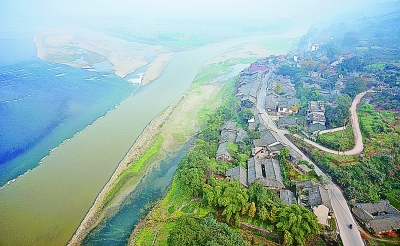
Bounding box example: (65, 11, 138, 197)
(318, 126, 346, 135)
(257, 72, 365, 246)
(303, 90, 371, 156)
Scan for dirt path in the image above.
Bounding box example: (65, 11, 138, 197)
(304, 90, 371, 156)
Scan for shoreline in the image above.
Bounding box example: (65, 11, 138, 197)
(67, 93, 185, 245)
(68, 30, 304, 244)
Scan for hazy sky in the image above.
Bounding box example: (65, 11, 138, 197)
(1, 0, 394, 24)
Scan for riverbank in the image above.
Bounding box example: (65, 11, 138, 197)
(69, 34, 300, 244)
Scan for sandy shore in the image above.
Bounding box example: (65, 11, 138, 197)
(141, 53, 174, 85)
(33, 27, 171, 78)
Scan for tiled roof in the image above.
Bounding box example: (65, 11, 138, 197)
(296, 180, 332, 210)
(226, 165, 248, 187)
(248, 157, 284, 188)
(352, 200, 400, 234)
(280, 189, 295, 205)
(216, 142, 231, 158)
(221, 121, 237, 131)
(236, 128, 248, 144)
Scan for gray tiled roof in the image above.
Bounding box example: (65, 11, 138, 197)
(278, 117, 298, 127)
(296, 180, 332, 210)
(268, 143, 286, 152)
(236, 128, 248, 144)
(221, 121, 237, 131)
(253, 139, 267, 148)
(248, 157, 284, 188)
(216, 142, 232, 159)
(220, 130, 237, 143)
(226, 165, 248, 187)
(260, 129, 279, 146)
(352, 200, 400, 234)
(280, 189, 295, 205)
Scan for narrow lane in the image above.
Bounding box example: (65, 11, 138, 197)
(302, 90, 373, 156)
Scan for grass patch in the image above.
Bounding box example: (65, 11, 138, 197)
(102, 135, 163, 207)
(316, 125, 355, 151)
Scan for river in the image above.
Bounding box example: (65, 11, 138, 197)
(0, 30, 304, 245)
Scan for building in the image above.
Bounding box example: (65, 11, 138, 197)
(352, 200, 400, 236)
(225, 165, 248, 187)
(296, 180, 332, 226)
(280, 189, 295, 205)
(216, 121, 237, 162)
(247, 157, 284, 190)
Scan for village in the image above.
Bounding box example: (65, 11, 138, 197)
(216, 38, 400, 241)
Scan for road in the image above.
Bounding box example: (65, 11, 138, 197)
(302, 90, 371, 156)
(257, 71, 365, 246)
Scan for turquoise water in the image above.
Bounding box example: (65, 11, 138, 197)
(82, 140, 192, 245)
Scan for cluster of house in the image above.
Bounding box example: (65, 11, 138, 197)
(219, 119, 333, 225)
(236, 59, 269, 108)
(216, 58, 335, 226)
(306, 100, 326, 132)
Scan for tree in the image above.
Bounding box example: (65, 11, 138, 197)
(275, 205, 320, 246)
(167, 215, 245, 246)
(292, 104, 299, 113)
(218, 180, 249, 222)
(248, 202, 256, 218)
(274, 82, 283, 95)
(301, 56, 317, 75)
(248, 181, 280, 208)
(342, 77, 366, 98)
(280, 147, 290, 161)
(258, 206, 268, 221)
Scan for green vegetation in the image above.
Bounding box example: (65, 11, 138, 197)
(167, 214, 245, 246)
(103, 135, 163, 207)
(316, 125, 355, 151)
(276, 205, 321, 246)
(297, 103, 399, 206)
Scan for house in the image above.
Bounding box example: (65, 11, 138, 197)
(267, 143, 287, 156)
(296, 180, 332, 226)
(307, 112, 326, 126)
(236, 128, 248, 147)
(307, 101, 325, 113)
(277, 117, 299, 129)
(265, 90, 279, 112)
(288, 147, 303, 164)
(216, 142, 233, 162)
(280, 189, 295, 205)
(248, 108, 262, 132)
(237, 70, 264, 108)
(225, 165, 248, 187)
(252, 139, 268, 158)
(259, 127, 282, 147)
(352, 200, 400, 236)
(277, 97, 300, 114)
(248, 157, 284, 190)
(216, 121, 237, 162)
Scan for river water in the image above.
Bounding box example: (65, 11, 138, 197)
(0, 30, 303, 245)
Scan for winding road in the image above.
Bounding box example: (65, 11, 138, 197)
(304, 90, 372, 156)
(257, 72, 365, 246)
